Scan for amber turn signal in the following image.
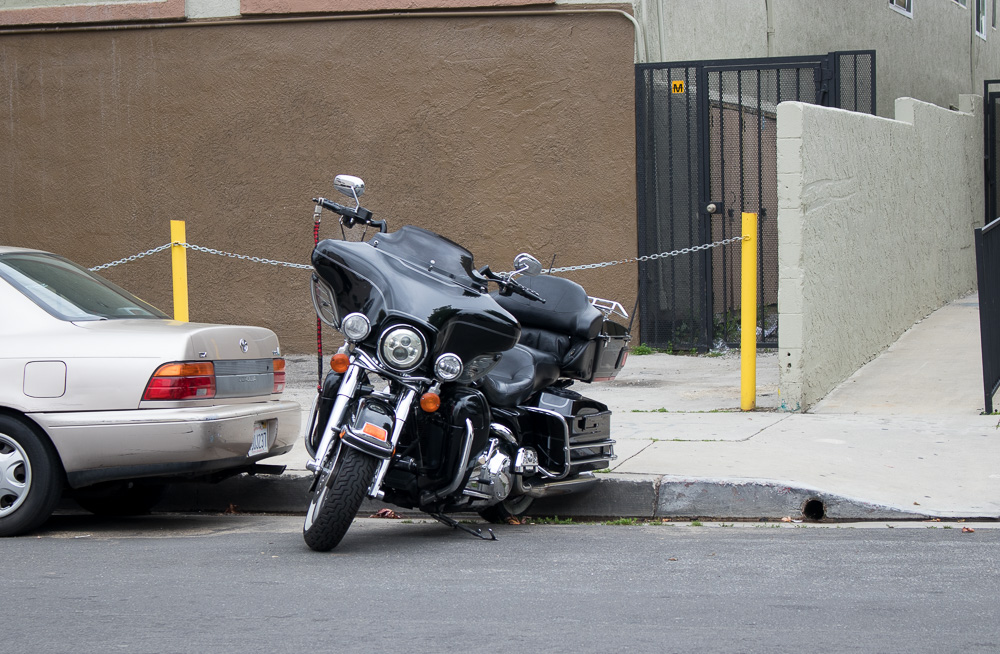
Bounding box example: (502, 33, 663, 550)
(330, 353, 350, 373)
(420, 392, 441, 413)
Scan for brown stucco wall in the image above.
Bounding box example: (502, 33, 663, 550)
(0, 11, 637, 353)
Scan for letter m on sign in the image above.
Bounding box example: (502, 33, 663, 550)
(671, 80, 685, 94)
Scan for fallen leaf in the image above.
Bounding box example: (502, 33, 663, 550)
(781, 516, 793, 522)
(224, 504, 239, 515)
(962, 527, 975, 533)
(913, 502, 920, 506)
(668, 557, 678, 561)
(370, 508, 402, 519)
(506, 516, 522, 525)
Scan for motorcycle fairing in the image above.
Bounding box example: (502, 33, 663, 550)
(313, 233, 520, 362)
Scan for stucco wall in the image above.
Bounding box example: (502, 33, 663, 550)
(617, 0, 1000, 119)
(0, 13, 637, 353)
(776, 96, 982, 411)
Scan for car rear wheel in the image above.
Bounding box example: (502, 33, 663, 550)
(0, 416, 63, 537)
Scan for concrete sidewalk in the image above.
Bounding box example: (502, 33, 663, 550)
(162, 292, 1000, 522)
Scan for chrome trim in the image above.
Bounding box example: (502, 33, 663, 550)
(523, 472, 600, 499)
(421, 418, 475, 504)
(367, 388, 417, 497)
(489, 422, 517, 445)
(521, 405, 571, 480)
(308, 363, 362, 472)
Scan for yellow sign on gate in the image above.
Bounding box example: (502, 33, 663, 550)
(672, 80, 685, 94)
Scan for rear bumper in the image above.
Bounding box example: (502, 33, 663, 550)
(31, 400, 302, 488)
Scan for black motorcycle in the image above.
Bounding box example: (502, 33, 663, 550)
(302, 175, 630, 550)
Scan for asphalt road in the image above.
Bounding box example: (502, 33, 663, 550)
(5, 515, 999, 653)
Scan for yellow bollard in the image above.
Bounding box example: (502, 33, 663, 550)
(741, 212, 757, 411)
(170, 220, 189, 322)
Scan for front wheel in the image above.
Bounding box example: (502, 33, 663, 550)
(303, 445, 379, 551)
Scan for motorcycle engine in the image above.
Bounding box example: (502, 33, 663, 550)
(464, 439, 513, 503)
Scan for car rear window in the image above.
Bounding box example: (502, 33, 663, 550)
(0, 252, 168, 321)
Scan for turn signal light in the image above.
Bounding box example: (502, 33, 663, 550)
(420, 392, 441, 413)
(330, 353, 351, 373)
(272, 358, 286, 394)
(143, 362, 216, 401)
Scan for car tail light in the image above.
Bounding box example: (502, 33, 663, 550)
(143, 362, 216, 401)
(273, 358, 286, 394)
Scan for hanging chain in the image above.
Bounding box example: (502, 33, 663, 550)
(545, 235, 745, 273)
(179, 243, 313, 269)
(89, 242, 313, 272)
(90, 235, 745, 275)
(88, 243, 174, 271)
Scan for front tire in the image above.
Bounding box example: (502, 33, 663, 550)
(0, 416, 63, 537)
(303, 445, 379, 551)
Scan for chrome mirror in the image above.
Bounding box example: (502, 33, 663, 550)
(512, 253, 542, 277)
(333, 175, 366, 208)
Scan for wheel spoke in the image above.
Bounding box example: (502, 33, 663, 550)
(0, 448, 29, 512)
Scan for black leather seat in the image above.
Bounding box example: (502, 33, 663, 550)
(492, 275, 604, 382)
(480, 344, 560, 408)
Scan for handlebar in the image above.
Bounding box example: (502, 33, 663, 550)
(313, 197, 387, 233)
(477, 265, 545, 303)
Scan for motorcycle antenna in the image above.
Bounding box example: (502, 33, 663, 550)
(546, 254, 557, 274)
(627, 296, 639, 333)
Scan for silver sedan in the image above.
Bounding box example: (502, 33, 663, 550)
(0, 246, 301, 536)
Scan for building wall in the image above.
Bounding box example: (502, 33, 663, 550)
(609, 0, 1000, 118)
(776, 96, 982, 410)
(0, 12, 638, 353)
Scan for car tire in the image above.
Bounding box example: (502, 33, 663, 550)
(0, 415, 64, 537)
(74, 481, 166, 517)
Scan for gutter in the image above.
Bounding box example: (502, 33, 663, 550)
(0, 6, 647, 63)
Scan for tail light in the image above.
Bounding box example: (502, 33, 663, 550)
(273, 358, 286, 393)
(143, 362, 216, 400)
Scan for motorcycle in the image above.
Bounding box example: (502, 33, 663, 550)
(302, 175, 631, 551)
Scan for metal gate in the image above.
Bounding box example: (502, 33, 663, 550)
(635, 51, 876, 351)
(977, 80, 1000, 413)
(985, 80, 1000, 225)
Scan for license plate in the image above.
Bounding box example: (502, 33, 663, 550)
(248, 421, 269, 456)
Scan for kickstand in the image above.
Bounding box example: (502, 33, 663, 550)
(430, 513, 498, 541)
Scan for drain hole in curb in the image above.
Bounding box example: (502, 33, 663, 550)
(802, 499, 825, 521)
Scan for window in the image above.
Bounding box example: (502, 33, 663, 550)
(889, 0, 912, 16)
(978, 0, 987, 36)
(954, 0, 967, 7)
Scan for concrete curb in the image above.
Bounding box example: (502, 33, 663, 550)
(155, 471, 996, 522)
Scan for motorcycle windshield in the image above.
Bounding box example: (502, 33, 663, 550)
(312, 226, 520, 361)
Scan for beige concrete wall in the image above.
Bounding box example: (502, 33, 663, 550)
(0, 13, 637, 353)
(616, 0, 1000, 118)
(776, 96, 982, 411)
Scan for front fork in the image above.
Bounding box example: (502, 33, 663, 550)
(306, 360, 417, 500)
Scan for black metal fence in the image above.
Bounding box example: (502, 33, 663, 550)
(975, 217, 1000, 414)
(636, 51, 876, 351)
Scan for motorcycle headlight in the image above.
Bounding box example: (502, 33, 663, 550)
(341, 313, 371, 342)
(310, 274, 339, 328)
(434, 353, 464, 381)
(379, 326, 426, 372)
